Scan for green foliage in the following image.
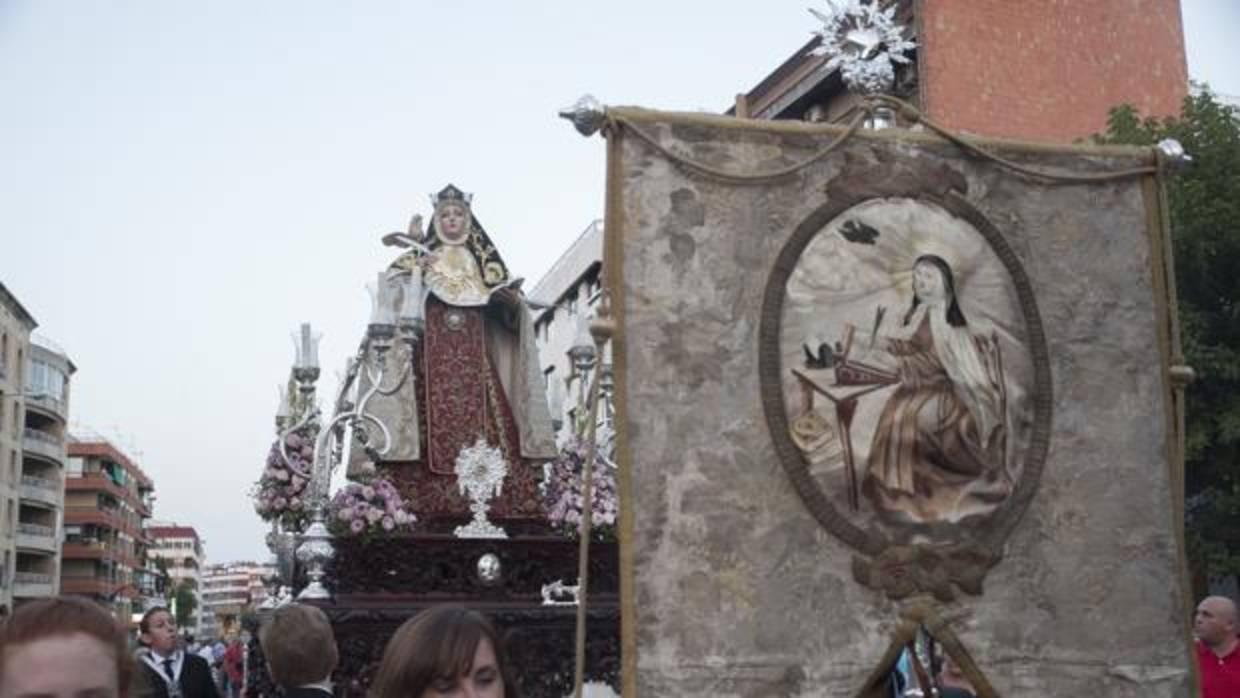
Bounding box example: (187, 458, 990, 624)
(173, 580, 198, 628)
(1099, 89, 1240, 578)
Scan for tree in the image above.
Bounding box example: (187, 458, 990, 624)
(1098, 89, 1240, 589)
(173, 579, 198, 629)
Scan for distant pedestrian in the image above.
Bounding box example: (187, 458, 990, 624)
(259, 603, 338, 698)
(370, 605, 517, 698)
(0, 596, 135, 698)
(223, 636, 245, 698)
(136, 608, 220, 698)
(1195, 595, 1240, 698)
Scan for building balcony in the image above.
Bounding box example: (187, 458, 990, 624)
(65, 506, 126, 533)
(14, 572, 55, 598)
(19, 474, 62, 508)
(16, 522, 58, 553)
(61, 541, 139, 569)
(60, 576, 116, 597)
(24, 393, 67, 422)
(65, 473, 151, 518)
(22, 428, 65, 464)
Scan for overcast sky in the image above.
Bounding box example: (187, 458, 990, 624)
(2, 1, 1236, 564)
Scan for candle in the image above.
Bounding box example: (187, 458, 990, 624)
(292, 322, 322, 370)
(368, 274, 398, 327)
(275, 384, 291, 419)
(399, 270, 424, 326)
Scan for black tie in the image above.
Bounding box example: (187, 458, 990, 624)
(162, 658, 176, 683)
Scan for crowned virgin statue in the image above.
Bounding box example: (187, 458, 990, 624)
(348, 184, 557, 524)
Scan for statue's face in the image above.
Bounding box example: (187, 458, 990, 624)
(437, 204, 468, 244)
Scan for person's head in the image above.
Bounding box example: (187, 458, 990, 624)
(0, 596, 135, 698)
(370, 605, 516, 698)
(1195, 595, 1238, 648)
(260, 607, 339, 689)
(432, 185, 473, 246)
(906, 254, 966, 327)
(260, 603, 338, 688)
(139, 607, 179, 656)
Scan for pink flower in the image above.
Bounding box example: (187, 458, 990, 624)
(381, 516, 395, 531)
(285, 433, 303, 449)
(350, 519, 365, 533)
(290, 497, 303, 511)
(362, 486, 376, 500)
(274, 497, 287, 509)
(275, 470, 290, 482)
(366, 508, 382, 524)
(336, 508, 352, 522)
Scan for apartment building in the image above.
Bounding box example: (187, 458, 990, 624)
(200, 560, 275, 639)
(530, 219, 608, 438)
(0, 282, 37, 611)
(62, 437, 155, 622)
(148, 523, 205, 635)
(14, 335, 75, 605)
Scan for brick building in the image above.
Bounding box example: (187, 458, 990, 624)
(734, 0, 1188, 143)
(62, 437, 155, 622)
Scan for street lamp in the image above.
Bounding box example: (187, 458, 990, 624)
(567, 314, 597, 434)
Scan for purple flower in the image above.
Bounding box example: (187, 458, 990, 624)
(336, 508, 352, 522)
(274, 497, 287, 509)
(350, 519, 365, 534)
(362, 486, 375, 500)
(381, 516, 395, 531)
(285, 433, 303, 449)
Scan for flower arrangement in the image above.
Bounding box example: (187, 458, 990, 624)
(252, 432, 313, 530)
(543, 436, 618, 539)
(327, 477, 416, 540)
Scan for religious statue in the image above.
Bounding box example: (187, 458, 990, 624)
(347, 184, 557, 523)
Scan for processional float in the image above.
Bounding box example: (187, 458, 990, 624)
(250, 185, 621, 698)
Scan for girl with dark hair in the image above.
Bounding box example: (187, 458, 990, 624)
(0, 596, 136, 698)
(370, 605, 518, 698)
(863, 254, 1009, 523)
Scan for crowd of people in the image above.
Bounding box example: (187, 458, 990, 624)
(0, 597, 515, 698)
(2, 593, 1239, 697)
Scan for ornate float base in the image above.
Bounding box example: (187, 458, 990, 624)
(315, 533, 619, 698)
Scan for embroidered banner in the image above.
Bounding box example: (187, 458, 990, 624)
(606, 108, 1194, 696)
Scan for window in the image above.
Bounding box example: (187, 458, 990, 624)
(0, 332, 7, 376)
(9, 451, 15, 485)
